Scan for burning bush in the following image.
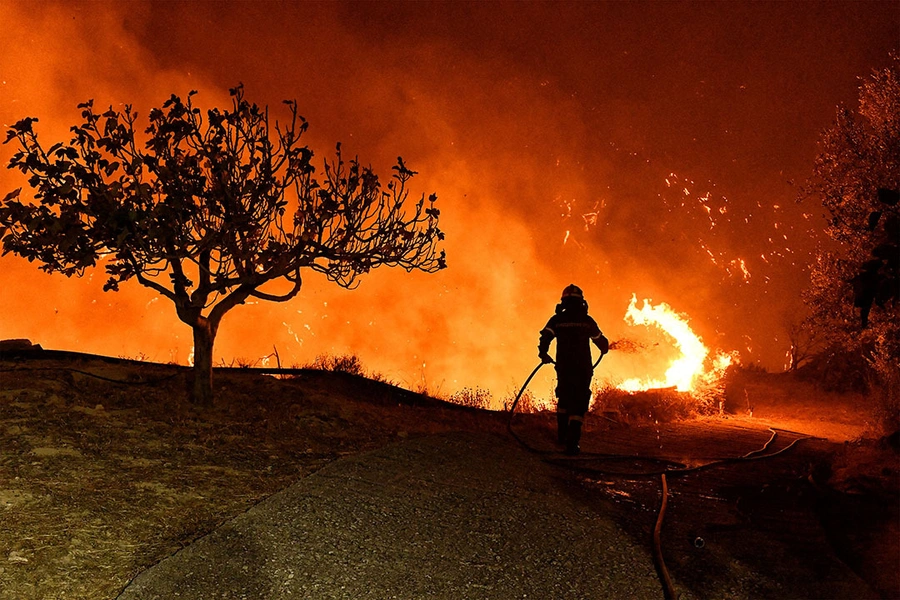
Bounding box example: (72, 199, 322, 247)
(592, 379, 728, 424)
(591, 385, 696, 423)
(691, 356, 737, 414)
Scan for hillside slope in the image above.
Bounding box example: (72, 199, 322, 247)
(0, 351, 896, 599)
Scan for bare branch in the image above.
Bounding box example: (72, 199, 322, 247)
(249, 273, 303, 302)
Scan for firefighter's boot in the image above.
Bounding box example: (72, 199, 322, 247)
(565, 419, 583, 456)
(556, 412, 568, 445)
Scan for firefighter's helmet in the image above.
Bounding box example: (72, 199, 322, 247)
(561, 284, 584, 300)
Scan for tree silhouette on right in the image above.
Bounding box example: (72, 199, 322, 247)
(802, 54, 898, 431)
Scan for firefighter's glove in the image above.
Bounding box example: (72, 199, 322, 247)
(539, 352, 554, 364)
(596, 335, 610, 356)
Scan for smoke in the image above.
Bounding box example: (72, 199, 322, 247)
(1, 1, 897, 400)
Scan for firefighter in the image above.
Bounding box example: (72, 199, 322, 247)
(538, 284, 609, 455)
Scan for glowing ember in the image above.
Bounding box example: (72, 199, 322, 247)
(617, 294, 733, 393)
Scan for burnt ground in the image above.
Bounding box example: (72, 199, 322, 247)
(0, 351, 897, 599)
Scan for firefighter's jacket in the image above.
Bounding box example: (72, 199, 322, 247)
(539, 308, 609, 376)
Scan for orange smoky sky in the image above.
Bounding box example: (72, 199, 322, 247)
(1, 1, 897, 401)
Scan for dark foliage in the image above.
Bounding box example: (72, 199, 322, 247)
(801, 55, 899, 432)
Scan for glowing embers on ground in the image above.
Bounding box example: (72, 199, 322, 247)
(617, 294, 734, 393)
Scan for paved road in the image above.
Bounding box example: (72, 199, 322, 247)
(117, 431, 663, 600)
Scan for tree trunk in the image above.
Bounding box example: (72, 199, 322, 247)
(191, 319, 216, 406)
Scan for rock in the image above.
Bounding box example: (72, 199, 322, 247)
(0, 339, 42, 351)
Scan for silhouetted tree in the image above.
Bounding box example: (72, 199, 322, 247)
(784, 317, 824, 372)
(802, 55, 898, 430)
(0, 86, 446, 405)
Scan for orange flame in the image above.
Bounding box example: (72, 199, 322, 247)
(617, 294, 733, 392)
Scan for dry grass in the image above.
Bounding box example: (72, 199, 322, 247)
(0, 357, 503, 600)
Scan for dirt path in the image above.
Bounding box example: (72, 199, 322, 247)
(119, 431, 663, 599)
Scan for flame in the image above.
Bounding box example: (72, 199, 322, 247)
(617, 294, 732, 392)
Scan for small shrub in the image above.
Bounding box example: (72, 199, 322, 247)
(692, 365, 735, 415)
(306, 353, 365, 377)
(796, 344, 870, 393)
(448, 386, 493, 410)
(411, 379, 445, 399)
(742, 362, 769, 374)
(503, 389, 546, 414)
(368, 371, 398, 387)
(330, 354, 365, 376)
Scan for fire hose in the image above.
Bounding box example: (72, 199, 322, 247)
(506, 360, 811, 600)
